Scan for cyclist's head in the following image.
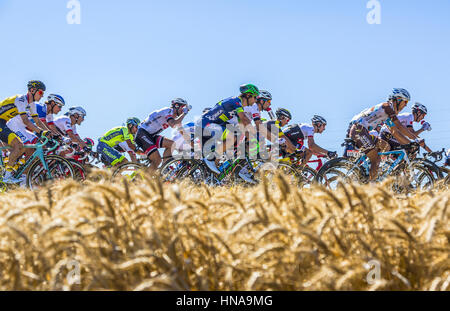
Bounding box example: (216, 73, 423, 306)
(276, 108, 291, 126)
(239, 84, 260, 105)
(257, 90, 272, 111)
(171, 98, 188, 114)
(411, 102, 427, 122)
(84, 138, 95, 149)
(126, 117, 141, 134)
(311, 115, 327, 133)
(388, 88, 410, 112)
(27, 80, 46, 101)
(46, 94, 65, 114)
(66, 106, 87, 125)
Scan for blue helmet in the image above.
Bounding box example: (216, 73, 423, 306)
(388, 88, 411, 102)
(47, 94, 65, 106)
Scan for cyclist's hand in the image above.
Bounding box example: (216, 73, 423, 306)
(183, 105, 192, 114)
(421, 122, 432, 131)
(83, 146, 92, 154)
(327, 151, 337, 159)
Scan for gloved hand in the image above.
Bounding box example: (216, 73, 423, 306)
(414, 138, 425, 147)
(327, 151, 338, 159)
(421, 122, 432, 131)
(83, 146, 91, 153)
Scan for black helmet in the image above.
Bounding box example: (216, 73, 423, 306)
(276, 108, 292, 120)
(27, 80, 46, 91)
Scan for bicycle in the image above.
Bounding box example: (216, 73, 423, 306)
(315, 142, 434, 192)
(0, 137, 75, 190)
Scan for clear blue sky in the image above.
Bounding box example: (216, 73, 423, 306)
(1, 0, 449, 154)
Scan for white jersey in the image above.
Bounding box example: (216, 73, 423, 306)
(228, 103, 261, 125)
(299, 123, 314, 139)
(172, 122, 197, 151)
(379, 113, 416, 138)
(6, 97, 39, 143)
(54, 116, 78, 136)
(351, 102, 396, 130)
(118, 141, 133, 153)
(369, 130, 380, 137)
(140, 107, 174, 135)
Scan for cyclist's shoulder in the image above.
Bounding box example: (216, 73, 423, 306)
(221, 96, 242, 106)
(0, 94, 24, 105)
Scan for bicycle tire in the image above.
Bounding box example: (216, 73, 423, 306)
(26, 155, 75, 190)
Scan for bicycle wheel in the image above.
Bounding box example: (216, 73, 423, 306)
(69, 160, 87, 181)
(315, 157, 363, 189)
(250, 160, 300, 186)
(296, 166, 317, 188)
(392, 162, 434, 192)
(26, 155, 75, 190)
(160, 158, 190, 183)
(112, 162, 147, 182)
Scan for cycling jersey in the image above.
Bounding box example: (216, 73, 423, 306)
(100, 126, 135, 148)
(351, 103, 397, 130)
(379, 112, 415, 140)
(263, 120, 284, 138)
(369, 129, 380, 137)
(172, 122, 196, 151)
(54, 116, 78, 136)
(140, 107, 174, 135)
(5, 96, 39, 144)
(283, 123, 315, 150)
(228, 103, 261, 124)
(0, 94, 32, 121)
(202, 97, 244, 125)
(35, 103, 55, 125)
(446, 149, 450, 166)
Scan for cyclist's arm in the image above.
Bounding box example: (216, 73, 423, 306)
(390, 126, 412, 144)
(237, 111, 256, 136)
(33, 116, 49, 132)
(392, 118, 418, 140)
(125, 139, 137, 152)
(19, 114, 42, 134)
(67, 131, 87, 148)
(307, 136, 328, 155)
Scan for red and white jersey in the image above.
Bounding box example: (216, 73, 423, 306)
(54, 116, 78, 136)
(140, 107, 174, 135)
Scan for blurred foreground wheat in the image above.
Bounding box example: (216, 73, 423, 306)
(0, 173, 449, 291)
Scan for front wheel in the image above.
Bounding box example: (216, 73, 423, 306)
(112, 162, 147, 182)
(315, 157, 363, 189)
(26, 155, 75, 190)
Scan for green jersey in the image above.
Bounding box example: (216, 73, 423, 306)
(100, 126, 134, 148)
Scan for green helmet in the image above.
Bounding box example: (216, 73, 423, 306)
(126, 117, 141, 126)
(239, 84, 260, 96)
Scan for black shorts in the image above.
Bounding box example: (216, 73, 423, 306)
(380, 131, 401, 150)
(135, 128, 164, 155)
(0, 119, 20, 144)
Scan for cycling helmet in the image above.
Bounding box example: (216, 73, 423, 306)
(68, 106, 87, 117)
(47, 94, 65, 106)
(388, 88, 411, 102)
(258, 90, 272, 100)
(126, 117, 141, 126)
(239, 84, 260, 96)
(27, 80, 46, 91)
(311, 115, 327, 125)
(171, 98, 188, 107)
(84, 138, 95, 149)
(412, 102, 427, 114)
(276, 108, 292, 120)
(202, 107, 211, 114)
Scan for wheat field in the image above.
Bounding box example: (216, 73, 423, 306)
(0, 173, 448, 291)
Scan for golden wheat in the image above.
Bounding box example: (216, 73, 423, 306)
(0, 174, 448, 291)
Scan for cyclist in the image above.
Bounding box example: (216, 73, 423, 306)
(54, 106, 88, 150)
(282, 115, 337, 165)
(446, 149, 450, 166)
(201, 84, 258, 174)
(260, 108, 297, 157)
(97, 117, 140, 166)
(379, 102, 433, 153)
(35, 94, 65, 137)
(349, 88, 424, 181)
(135, 98, 191, 172)
(0, 80, 48, 183)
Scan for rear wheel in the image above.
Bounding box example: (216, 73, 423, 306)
(315, 157, 363, 189)
(112, 162, 147, 182)
(69, 160, 87, 181)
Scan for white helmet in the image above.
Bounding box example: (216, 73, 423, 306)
(47, 94, 65, 106)
(67, 106, 87, 117)
(171, 98, 188, 107)
(258, 90, 272, 100)
(412, 102, 427, 114)
(311, 115, 327, 125)
(388, 88, 411, 102)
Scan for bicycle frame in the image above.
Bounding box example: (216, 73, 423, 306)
(0, 137, 58, 180)
(351, 149, 409, 181)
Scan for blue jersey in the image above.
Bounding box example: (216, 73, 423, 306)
(202, 97, 244, 125)
(36, 103, 47, 119)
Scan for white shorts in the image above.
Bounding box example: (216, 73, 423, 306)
(6, 120, 37, 144)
